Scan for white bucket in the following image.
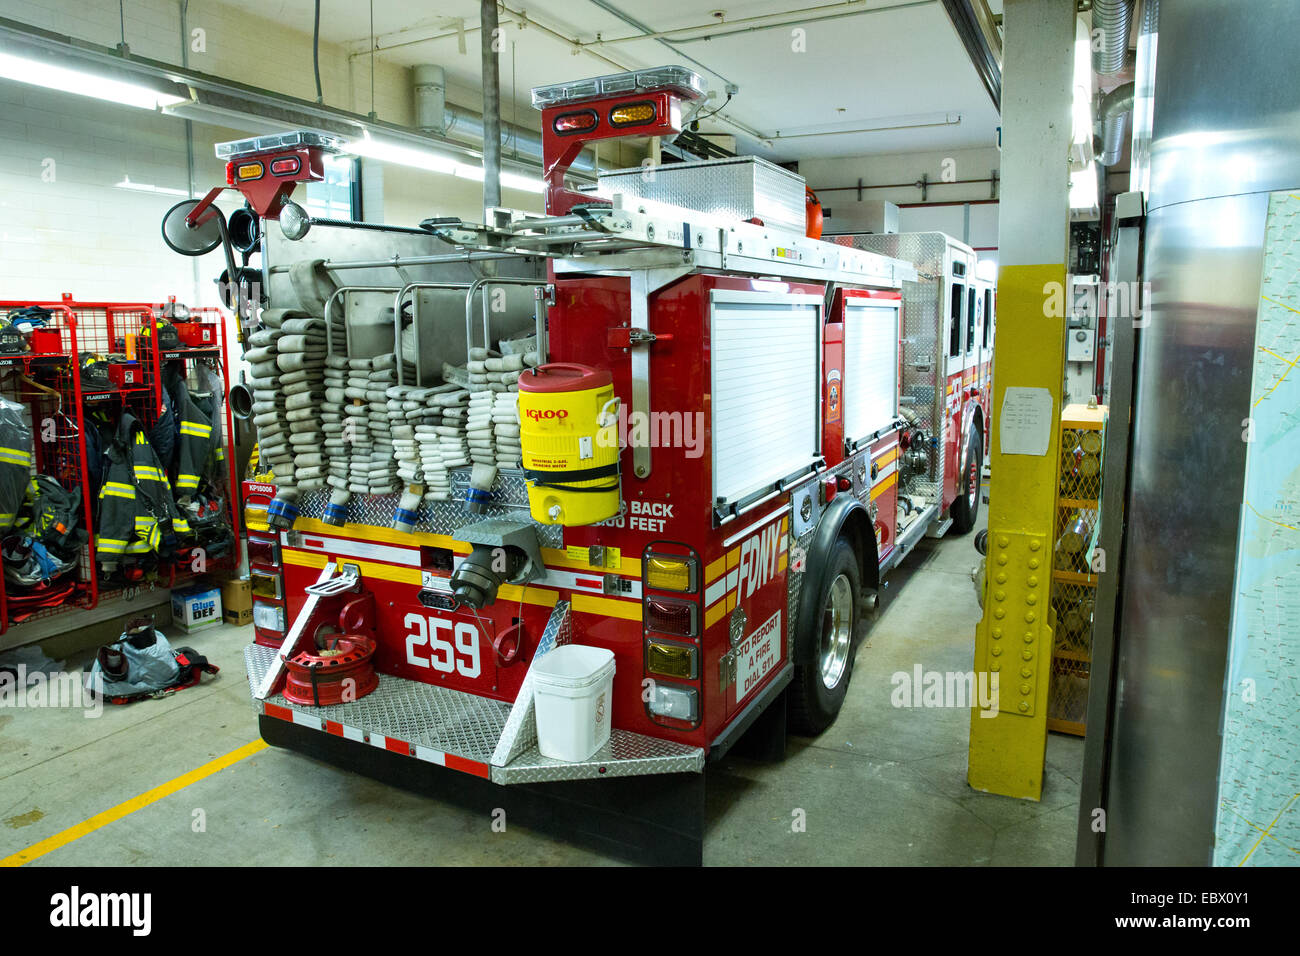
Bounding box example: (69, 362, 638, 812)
(532, 644, 616, 762)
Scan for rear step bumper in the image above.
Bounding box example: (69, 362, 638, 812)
(243, 601, 705, 785)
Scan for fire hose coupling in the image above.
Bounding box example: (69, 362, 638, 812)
(448, 519, 546, 610)
(266, 489, 301, 530)
(392, 485, 423, 533)
(323, 489, 350, 527)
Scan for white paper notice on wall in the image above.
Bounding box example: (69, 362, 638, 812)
(998, 387, 1054, 456)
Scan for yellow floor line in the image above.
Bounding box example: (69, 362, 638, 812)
(0, 739, 267, 867)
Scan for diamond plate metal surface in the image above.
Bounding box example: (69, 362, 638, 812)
(245, 599, 702, 785)
(835, 232, 953, 498)
(245, 643, 511, 763)
(491, 601, 571, 767)
(296, 468, 562, 547)
(490, 729, 705, 784)
(786, 527, 816, 651)
(598, 156, 806, 233)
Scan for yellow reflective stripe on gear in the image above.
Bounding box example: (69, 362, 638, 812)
(176, 474, 200, 489)
(180, 421, 212, 437)
(174, 518, 191, 534)
(134, 516, 156, 528)
(0, 447, 32, 465)
(134, 465, 166, 482)
(96, 538, 127, 553)
(101, 483, 135, 500)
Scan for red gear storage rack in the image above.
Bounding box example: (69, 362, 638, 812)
(0, 295, 241, 635)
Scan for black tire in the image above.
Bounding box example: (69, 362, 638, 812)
(789, 539, 860, 735)
(950, 426, 983, 535)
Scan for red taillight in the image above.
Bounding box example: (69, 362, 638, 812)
(836, 475, 852, 492)
(270, 156, 301, 176)
(824, 477, 838, 504)
(247, 535, 280, 567)
(645, 596, 696, 637)
(553, 109, 598, 134)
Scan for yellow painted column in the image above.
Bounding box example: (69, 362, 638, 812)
(968, 0, 1075, 800)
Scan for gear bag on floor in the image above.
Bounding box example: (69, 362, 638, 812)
(84, 618, 219, 703)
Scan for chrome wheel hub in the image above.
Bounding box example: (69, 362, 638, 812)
(820, 573, 854, 689)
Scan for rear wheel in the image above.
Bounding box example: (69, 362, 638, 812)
(950, 426, 983, 534)
(790, 539, 860, 735)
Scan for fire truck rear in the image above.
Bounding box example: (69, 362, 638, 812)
(193, 67, 990, 863)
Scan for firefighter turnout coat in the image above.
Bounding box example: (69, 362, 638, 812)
(95, 412, 186, 568)
(173, 382, 225, 500)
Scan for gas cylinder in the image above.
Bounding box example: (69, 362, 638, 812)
(517, 363, 621, 525)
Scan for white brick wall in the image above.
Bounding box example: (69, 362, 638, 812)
(0, 0, 546, 309)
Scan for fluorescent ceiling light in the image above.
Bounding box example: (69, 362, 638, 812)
(0, 51, 187, 110)
(344, 134, 545, 193)
(345, 134, 458, 174)
(1071, 21, 1093, 147)
(115, 176, 191, 197)
(500, 171, 545, 194)
(1070, 163, 1098, 211)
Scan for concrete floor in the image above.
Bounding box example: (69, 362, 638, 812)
(0, 499, 1083, 866)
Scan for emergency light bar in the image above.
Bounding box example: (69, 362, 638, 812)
(215, 130, 342, 160)
(531, 65, 705, 108)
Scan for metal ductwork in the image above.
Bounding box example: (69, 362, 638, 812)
(412, 64, 446, 133)
(1092, 0, 1134, 75)
(1098, 81, 1135, 166)
(411, 68, 596, 176)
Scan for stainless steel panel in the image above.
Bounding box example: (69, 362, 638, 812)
(265, 225, 543, 382)
(1076, 193, 1142, 866)
(1104, 0, 1300, 866)
(1146, 0, 1300, 213)
(598, 156, 807, 233)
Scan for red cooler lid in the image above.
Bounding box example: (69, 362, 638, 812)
(517, 362, 612, 393)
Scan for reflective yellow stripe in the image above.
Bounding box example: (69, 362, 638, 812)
(96, 538, 127, 553)
(101, 484, 135, 500)
(180, 421, 212, 437)
(176, 474, 200, 489)
(174, 518, 191, 534)
(0, 447, 31, 465)
(134, 466, 166, 482)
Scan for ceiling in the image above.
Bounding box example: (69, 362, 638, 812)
(215, 0, 1001, 162)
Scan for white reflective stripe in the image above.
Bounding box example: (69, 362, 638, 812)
(341, 724, 365, 743)
(367, 733, 388, 750)
(292, 534, 421, 566)
(872, 460, 898, 487)
(704, 574, 730, 607)
(722, 503, 791, 548)
(414, 745, 448, 766)
(291, 710, 319, 729)
(538, 566, 642, 598)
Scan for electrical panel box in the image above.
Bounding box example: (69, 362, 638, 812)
(1067, 328, 1096, 362)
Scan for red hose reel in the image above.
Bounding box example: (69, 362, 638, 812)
(282, 633, 379, 707)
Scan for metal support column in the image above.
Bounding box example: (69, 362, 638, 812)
(967, 0, 1074, 800)
(480, 0, 502, 217)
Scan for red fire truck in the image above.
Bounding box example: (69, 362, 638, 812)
(169, 66, 991, 864)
